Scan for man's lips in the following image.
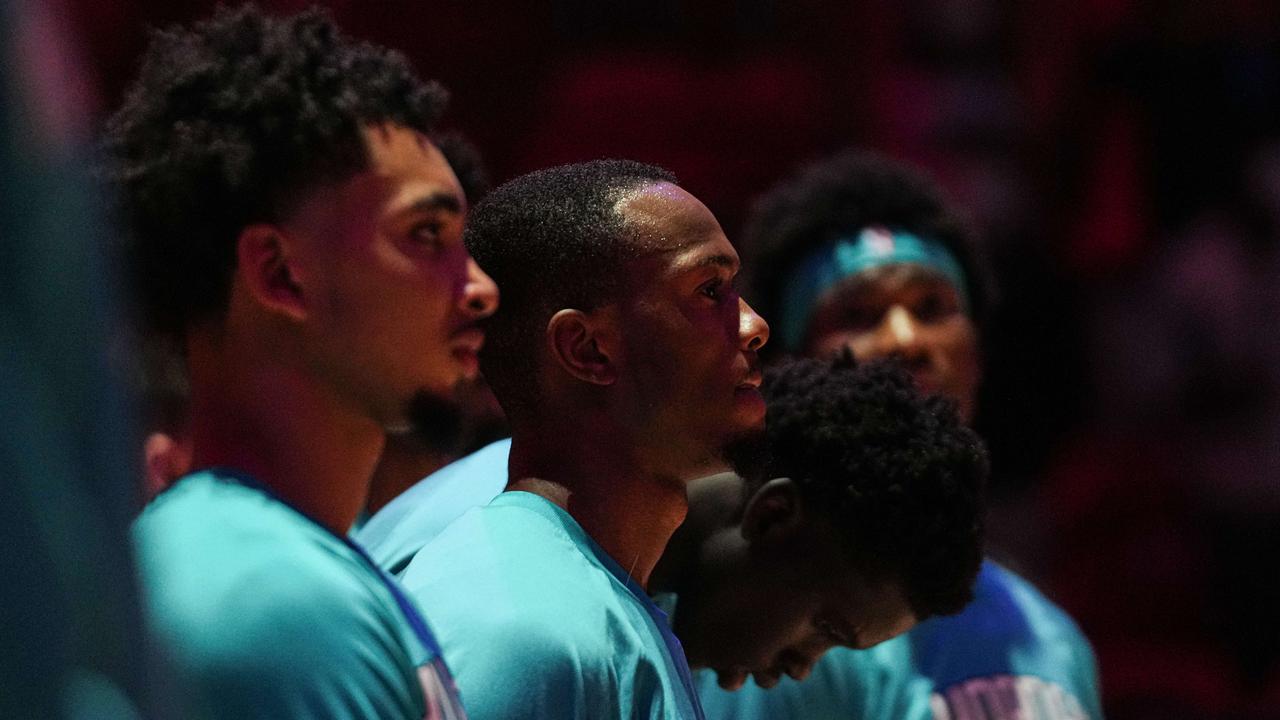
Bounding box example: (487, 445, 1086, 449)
(716, 667, 749, 691)
(753, 658, 810, 688)
(449, 327, 484, 376)
(715, 663, 798, 691)
(737, 368, 763, 391)
(904, 363, 932, 384)
(449, 327, 484, 354)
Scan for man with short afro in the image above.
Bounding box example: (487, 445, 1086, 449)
(108, 5, 496, 719)
(462, 158, 679, 417)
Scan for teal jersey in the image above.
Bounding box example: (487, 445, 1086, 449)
(400, 490, 705, 720)
(697, 561, 1102, 720)
(357, 439, 510, 575)
(135, 470, 467, 719)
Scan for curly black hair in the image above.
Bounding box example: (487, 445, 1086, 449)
(103, 4, 449, 338)
(433, 130, 490, 204)
(465, 159, 677, 416)
(743, 150, 995, 355)
(762, 351, 987, 619)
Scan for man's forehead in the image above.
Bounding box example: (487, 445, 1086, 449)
(358, 124, 464, 212)
(363, 124, 428, 164)
(613, 181, 725, 253)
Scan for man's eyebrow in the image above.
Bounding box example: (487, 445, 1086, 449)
(684, 253, 739, 271)
(398, 191, 463, 216)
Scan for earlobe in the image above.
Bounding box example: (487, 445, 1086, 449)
(741, 477, 805, 545)
(547, 308, 617, 386)
(237, 224, 307, 322)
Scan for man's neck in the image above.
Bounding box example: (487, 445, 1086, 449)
(506, 424, 690, 590)
(365, 433, 454, 516)
(186, 340, 384, 535)
(650, 471, 746, 596)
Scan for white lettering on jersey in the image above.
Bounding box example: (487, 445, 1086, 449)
(930, 675, 1088, 720)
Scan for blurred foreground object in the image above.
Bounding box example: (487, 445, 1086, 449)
(0, 0, 152, 717)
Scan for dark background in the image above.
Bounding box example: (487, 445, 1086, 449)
(45, 0, 1280, 716)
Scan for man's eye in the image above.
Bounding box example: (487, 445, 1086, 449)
(410, 222, 444, 246)
(842, 304, 883, 330)
(913, 292, 953, 322)
(700, 279, 723, 300)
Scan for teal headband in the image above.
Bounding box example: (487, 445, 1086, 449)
(776, 226, 969, 352)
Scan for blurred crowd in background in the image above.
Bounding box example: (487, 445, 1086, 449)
(7, 0, 1280, 717)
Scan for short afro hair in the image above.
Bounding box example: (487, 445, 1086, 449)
(104, 4, 449, 338)
(762, 352, 987, 619)
(743, 150, 994, 355)
(465, 159, 677, 415)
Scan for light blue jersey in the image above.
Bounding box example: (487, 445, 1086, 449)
(136, 470, 466, 719)
(697, 561, 1102, 720)
(399, 490, 704, 720)
(362, 440, 1099, 720)
(356, 439, 510, 575)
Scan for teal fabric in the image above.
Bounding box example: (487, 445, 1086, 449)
(697, 561, 1102, 720)
(135, 470, 465, 719)
(356, 439, 511, 576)
(400, 490, 704, 720)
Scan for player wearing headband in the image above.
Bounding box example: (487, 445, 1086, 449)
(106, 7, 497, 718)
(694, 151, 1101, 720)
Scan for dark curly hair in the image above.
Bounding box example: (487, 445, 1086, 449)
(762, 351, 987, 619)
(465, 159, 677, 416)
(434, 131, 490, 204)
(103, 4, 449, 338)
(743, 150, 995, 355)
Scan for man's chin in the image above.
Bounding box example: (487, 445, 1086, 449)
(403, 378, 510, 454)
(403, 385, 465, 450)
(715, 667, 749, 691)
(451, 347, 481, 380)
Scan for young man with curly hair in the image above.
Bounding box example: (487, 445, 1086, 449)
(105, 6, 497, 718)
(696, 151, 1102, 720)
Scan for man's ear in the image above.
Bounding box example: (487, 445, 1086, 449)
(546, 307, 618, 386)
(236, 224, 307, 322)
(142, 431, 192, 500)
(741, 477, 806, 546)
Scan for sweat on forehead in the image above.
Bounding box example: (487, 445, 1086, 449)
(613, 182, 724, 254)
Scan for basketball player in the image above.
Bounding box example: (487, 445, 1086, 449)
(106, 6, 496, 717)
